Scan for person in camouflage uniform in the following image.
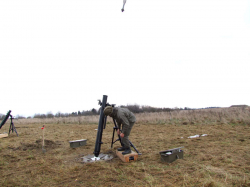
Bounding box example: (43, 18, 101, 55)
(103, 106, 136, 155)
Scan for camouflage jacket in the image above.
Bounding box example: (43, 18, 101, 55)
(110, 107, 136, 132)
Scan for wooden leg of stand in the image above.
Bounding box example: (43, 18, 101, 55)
(43, 129, 45, 148)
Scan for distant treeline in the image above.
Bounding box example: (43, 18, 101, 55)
(0, 105, 222, 119)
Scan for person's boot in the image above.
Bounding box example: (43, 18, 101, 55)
(117, 146, 126, 151)
(122, 148, 131, 155)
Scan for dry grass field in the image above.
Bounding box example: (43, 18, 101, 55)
(0, 107, 250, 187)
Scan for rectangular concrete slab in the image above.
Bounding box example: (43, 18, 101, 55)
(0, 134, 8, 139)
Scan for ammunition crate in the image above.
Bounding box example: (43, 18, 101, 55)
(159, 148, 184, 163)
(69, 139, 87, 148)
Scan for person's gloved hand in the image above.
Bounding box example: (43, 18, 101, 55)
(120, 133, 124, 138)
(117, 129, 124, 138)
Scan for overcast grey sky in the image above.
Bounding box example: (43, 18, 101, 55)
(0, 0, 250, 117)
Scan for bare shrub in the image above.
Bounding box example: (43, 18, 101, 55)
(13, 107, 250, 125)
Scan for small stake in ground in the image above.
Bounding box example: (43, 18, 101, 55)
(41, 125, 46, 153)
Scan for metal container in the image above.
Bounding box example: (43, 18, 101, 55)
(159, 147, 184, 163)
(69, 139, 87, 148)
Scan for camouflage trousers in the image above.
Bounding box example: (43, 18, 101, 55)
(121, 122, 135, 148)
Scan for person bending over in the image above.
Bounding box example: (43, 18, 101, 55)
(103, 106, 136, 155)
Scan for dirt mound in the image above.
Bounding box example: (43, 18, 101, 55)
(35, 139, 60, 147)
(11, 139, 62, 151)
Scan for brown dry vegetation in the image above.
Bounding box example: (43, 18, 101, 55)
(0, 107, 250, 187)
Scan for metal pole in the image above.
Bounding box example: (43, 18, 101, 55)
(93, 95, 108, 157)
